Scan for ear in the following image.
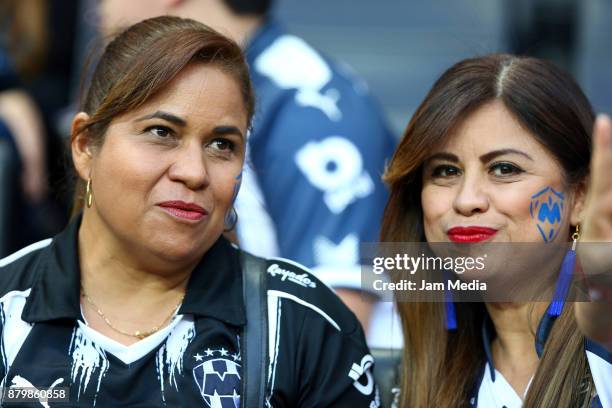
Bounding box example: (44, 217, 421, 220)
(569, 178, 588, 226)
(71, 112, 94, 181)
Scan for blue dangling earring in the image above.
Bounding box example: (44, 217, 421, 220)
(444, 270, 457, 330)
(548, 224, 580, 317)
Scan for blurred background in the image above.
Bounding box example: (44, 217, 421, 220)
(275, 0, 612, 132)
(1, 0, 611, 257)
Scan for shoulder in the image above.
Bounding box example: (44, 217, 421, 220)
(251, 32, 378, 113)
(263, 256, 361, 334)
(252, 33, 336, 86)
(0, 239, 51, 296)
(249, 32, 394, 156)
(253, 254, 378, 406)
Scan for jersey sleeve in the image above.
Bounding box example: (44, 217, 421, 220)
(264, 258, 380, 407)
(246, 71, 396, 294)
(586, 339, 612, 407)
(296, 309, 380, 407)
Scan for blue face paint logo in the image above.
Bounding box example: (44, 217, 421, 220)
(224, 172, 242, 228)
(530, 186, 564, 242)
(193, 358, 241, 408)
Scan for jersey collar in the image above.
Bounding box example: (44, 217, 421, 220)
(179, 237, 246, 326)
(481, 304, 559, 382)
(22, 214, 246, 327)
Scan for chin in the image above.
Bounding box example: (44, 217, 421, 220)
(145, 239, 204, 264)
(141, 226, 221, 264)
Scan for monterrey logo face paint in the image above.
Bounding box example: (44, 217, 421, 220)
(530, 186, 564, 242)
(230, 172, 242, 205)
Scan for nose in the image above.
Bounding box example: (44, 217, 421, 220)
(167, 142, 210, 190)
(452, 172, 489, 216)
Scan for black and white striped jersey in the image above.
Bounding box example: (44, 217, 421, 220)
(0, 217, 380, 407)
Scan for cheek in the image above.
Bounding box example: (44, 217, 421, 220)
(491, 188, 531, 218)
(421, 185, 454, 238)
(209, 164, 243, 211)
(93, 142, 165, 208)
(493, 184, 569, 242)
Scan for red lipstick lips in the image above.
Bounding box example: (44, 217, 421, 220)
(447, 226, 497, 243)
(157, 201, 207, 221)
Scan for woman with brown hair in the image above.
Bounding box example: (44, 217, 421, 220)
(0, 16, 378, 407)
(382, 54, 612, 407)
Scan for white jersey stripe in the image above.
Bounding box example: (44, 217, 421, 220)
(267, 296, 279, 383)
(0, 289, 34, 379)
(267, 290, 340, 331)
(0, 239, 52, 267)
(587, 350, 612, 407)
(266, 296, 282, 406)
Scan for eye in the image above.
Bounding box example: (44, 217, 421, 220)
(490, 162, 524, 177)
(209, 138, 235, 152)
(145, 125, 173, 138)
(432, 165, 461, 178)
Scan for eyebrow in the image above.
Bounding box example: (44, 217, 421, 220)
(424, 152, 459, 163)
(135, 111, 244, 139)
(135, 111, 187, 127)
(213, 125, 244, 139)
(425, 148, 533, 164)
(479, 149, 533, 163)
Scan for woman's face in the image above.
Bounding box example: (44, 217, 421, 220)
(421, 100, 582, 244)
(75, 64, 247, 265)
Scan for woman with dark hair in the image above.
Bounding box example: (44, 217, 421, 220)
(0, 16, 378, 407)
(382, 54, 612, 407)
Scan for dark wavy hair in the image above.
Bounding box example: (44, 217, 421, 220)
(381, 54, 595, 408)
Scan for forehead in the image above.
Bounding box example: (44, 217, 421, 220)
(437, 100, 549, 158)
(118, 64, 247, 127)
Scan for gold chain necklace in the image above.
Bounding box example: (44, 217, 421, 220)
(81, 288, 185, 340)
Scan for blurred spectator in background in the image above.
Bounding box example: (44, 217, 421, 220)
(0, 67, 47, 205)
(0, 0, 81, 256)
(505, 0, 579, 73)
(0, 0, 48, 256)
(98, 0, 399, 346)
(0, 50, 23, 257)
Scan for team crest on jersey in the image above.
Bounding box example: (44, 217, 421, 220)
(192, 348, 241, 408)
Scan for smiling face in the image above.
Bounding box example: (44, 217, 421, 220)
(73, 63, 247, 267)
(421, 100, 583, 244)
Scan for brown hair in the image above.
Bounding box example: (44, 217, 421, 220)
(71, 16, 254, 214)
(381, 54, 595, 407)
